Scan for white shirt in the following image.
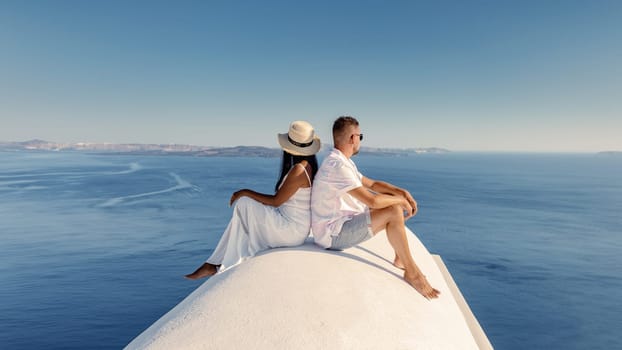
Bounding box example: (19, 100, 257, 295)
(311, 148, 368, 248)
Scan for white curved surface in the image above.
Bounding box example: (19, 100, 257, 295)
(126, 228, 483, 349)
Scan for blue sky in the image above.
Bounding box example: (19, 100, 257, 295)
(1, 0, 620, 152)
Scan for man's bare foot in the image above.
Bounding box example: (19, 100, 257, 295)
(393, 255, 405, 270)
(185, 263, 219, 280)
(404, 272, 440, 299)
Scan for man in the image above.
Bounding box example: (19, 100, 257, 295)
(311, 116, 439, 299)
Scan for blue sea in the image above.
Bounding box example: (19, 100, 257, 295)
(1, 150, 620, 349)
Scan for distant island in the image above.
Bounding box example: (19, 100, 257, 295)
(0, 140, 450, 157)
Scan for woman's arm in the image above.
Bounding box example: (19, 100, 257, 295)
(229, 163, 309, 207)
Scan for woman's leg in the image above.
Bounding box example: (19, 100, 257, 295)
(184, 262, 219, 280)
(185, 197, 257, 279)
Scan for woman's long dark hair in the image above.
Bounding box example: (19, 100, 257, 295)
(275, 151, 319, 192)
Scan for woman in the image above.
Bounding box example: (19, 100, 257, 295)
(185, 120, 321, 279)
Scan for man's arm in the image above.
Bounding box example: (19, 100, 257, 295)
(361, 176, 418, 216)
(348, 186, 414, 219)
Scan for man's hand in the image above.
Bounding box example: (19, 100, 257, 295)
(400, 189, 418, 217)
(401, 198, 416, 220)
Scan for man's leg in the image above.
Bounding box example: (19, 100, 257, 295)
(370, 205, 440, 299)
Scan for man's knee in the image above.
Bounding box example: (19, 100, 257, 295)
(371, 205, 404, 231)
(388, 204, 405, 223)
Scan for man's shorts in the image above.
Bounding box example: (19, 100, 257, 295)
(329, 212, 374, 250)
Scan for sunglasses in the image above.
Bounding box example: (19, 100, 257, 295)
(352, 133, 363, 141)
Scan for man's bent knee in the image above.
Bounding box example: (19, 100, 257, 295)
(370, 205, 404, 233)
(388, 204, 405, 224)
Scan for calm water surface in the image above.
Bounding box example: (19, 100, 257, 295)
(0, 151, 620, 349)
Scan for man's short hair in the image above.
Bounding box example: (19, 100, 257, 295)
(333, 116, 359, 139)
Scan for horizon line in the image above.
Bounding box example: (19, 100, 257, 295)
(1, 139, 619, 154)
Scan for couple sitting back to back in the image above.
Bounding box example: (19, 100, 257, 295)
(186, 116, 439, 299)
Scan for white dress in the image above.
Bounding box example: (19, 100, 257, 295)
(205, 164, 312, 271)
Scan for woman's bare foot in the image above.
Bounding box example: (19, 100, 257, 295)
(393, 255, 405, 270)
(404, 272, 440, 299)
(185, 263, 219, 280)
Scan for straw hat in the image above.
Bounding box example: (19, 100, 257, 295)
(277, 120, 321, 156)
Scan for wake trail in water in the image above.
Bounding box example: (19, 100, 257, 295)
(104, 163, 143, 175)
(0, 179, 38, 186)
(99, 173, 199, 207)
(0, 162, 143, 179)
